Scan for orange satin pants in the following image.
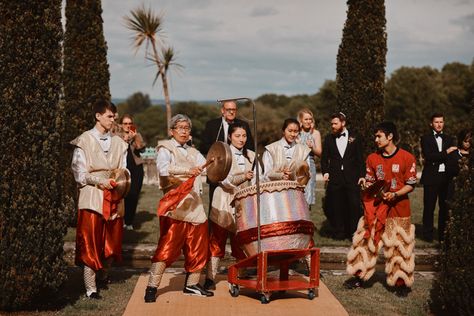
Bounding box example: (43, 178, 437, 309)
(75, 209, 123, 271)
(152, 217, 208, 272)
(208, 221, 246, 260)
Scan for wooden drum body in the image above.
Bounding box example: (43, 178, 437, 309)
(234, 180, 315, 257)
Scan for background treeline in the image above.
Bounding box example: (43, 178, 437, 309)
(118, 60, 473, 160)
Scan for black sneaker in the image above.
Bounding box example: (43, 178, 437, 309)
(183, 284, 214, 297)
(394, 285, 411, 298)
(86, 292, 102, 299)
(144, 286, 158, 303)
(203, 278, 215, 291)
(343, 277, 364, 289)
(97, 277, 111, 290)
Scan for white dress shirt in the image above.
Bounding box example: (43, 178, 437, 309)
(434, 130, 445, 172)
(336, 128, 348, 158)
(222, 117, 230, 142)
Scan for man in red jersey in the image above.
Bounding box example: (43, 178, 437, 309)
(344, 122, 417, 297)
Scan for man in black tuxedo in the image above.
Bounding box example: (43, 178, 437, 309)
(200, 101, 254, 212)
(421, 113, 457, 242)
(321, 112, 365, 240)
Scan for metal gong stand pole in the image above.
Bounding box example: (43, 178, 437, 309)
(217, 97, 262, 253)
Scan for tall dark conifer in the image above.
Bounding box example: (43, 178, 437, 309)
(430, 120, 474, 315)
(336, 0, 387, 156)
(63, 0, 111, 215)
(0, 0, 67, 310)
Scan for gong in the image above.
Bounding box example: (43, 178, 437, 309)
(362, 179, 388, 204)
(206, 141, 232, 183)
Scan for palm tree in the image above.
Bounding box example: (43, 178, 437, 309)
(124, 6, 182, 130)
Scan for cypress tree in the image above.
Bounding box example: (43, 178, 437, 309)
(0, 0, 67, 310)
(63, 0, 111, 217)
(430, 123, 474, 315)
(336, 0, 387, 156)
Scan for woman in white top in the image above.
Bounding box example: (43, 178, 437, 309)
(263, 118, 311, 182)
(204, 122, 257, 290)
(297, 108, 322, 206)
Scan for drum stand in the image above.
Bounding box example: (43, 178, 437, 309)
(218, 97, 320, 304)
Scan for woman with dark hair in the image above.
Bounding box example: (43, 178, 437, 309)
(204, 122, 258, 290)
(446, 129, 471, 198)
(120, 114, 146, 230)
(262, 118, 311, 182)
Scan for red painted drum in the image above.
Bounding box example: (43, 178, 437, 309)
(233, 180, 315, 257)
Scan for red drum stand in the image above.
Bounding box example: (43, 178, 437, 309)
(227, 247, 320, 304)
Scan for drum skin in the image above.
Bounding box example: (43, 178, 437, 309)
(234, 180, 315, 256)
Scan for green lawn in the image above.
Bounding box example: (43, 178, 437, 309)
(65, 182, 439, 248)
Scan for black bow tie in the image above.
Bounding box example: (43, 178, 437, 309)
(336, 132, 346, 138)
(234, 152, 242, 156)
(284, 145, 292, 150)
(435, 133, 443, 138)
(100, 137, 108, 141)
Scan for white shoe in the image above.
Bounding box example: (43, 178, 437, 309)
(125, 225, 134, 231)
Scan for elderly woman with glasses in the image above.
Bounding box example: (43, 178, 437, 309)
(144, 114, 213, 303)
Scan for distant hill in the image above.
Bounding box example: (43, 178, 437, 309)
(112, 98, 217, 106)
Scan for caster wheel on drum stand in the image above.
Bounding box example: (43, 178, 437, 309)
(260, 293, 271, 304)
(308, 288, 318, 300)
(229, 284, 240, 297)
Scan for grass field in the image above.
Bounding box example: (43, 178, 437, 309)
(65, 182, 440, 248)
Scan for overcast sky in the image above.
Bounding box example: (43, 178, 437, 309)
(99, 0, 474, 101)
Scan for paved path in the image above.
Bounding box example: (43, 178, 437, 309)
(123, 271, 348, 316)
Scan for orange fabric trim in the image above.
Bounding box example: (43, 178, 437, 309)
(235, 220, 315, 245)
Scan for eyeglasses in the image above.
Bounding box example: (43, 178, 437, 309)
(173, 127, 191, 133)
(224, 108, 237, 113)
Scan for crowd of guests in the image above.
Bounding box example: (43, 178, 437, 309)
(70, 99, 471, 301)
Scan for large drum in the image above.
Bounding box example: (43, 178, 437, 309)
(233, 180, 315, 257)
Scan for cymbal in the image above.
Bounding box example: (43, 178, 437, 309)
(206, 141, 232, 183)
(110, 168, 131, 200)
(362, 179, 388, 204)
(294, 161, 310, 185)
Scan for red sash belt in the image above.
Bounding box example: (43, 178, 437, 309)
(102, 180, 119, 220)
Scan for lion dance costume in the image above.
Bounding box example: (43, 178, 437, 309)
(346, 147, 417, 288)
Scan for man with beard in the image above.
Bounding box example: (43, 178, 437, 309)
(321, 112, 365, 240)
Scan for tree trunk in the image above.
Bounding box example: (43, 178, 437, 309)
(162, 71, 172, 130)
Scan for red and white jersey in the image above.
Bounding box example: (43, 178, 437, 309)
(365, 147, 417, 191)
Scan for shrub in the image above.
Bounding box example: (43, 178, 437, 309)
(430, 139, 474, 315)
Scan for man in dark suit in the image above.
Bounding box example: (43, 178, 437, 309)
(321, 112, 365, 240)
(200, 101, 254, 212)
(421, 113, 457, 242)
